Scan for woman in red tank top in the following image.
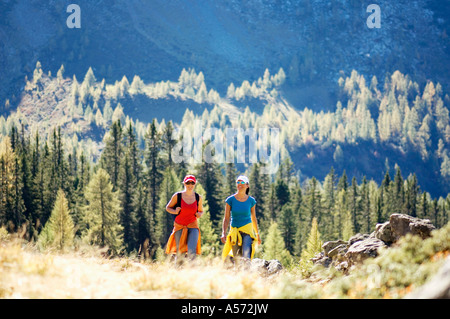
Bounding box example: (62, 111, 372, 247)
(165, 175, 204, 262)
(174, 193, 198, 225)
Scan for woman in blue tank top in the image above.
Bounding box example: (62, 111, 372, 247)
(221, 175, 261, 262)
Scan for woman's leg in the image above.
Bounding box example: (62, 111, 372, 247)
(174, 229, 182, 252)
(172, 229, 183, 265)
(241, 233, 253, 259)
(231, 239, 241, 258)
(231, 232, 253, 259)
(186, 228, 199, 259)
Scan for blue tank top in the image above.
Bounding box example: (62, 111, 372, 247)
(225, 195, 256, 228)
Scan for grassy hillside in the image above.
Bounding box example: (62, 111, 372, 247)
(1, 221, 449, 299)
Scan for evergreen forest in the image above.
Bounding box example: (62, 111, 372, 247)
(1, 113, 448, 262)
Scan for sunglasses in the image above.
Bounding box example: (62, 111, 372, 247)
(185, 181, 195, 185)
(236, 181, 246, 185)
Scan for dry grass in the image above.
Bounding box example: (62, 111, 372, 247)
(2, 221, 448, 299)
(131, 259, 282, 299)
(0, 238, 285, 299)
(0, 241, 156, 298)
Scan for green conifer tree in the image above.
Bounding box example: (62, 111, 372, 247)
(275, 179, 290, 210)
(403, 174, 417, 217)
(40, 141, 54, 229)
(16, 125, 34, 239)
(323, 167, 337, 239)
(278, 204, 296, 254)
(349, 177, 360, 233)
(195, 140, 223, 228)
(393, 166, 405, 212)
(38, 189, 74, 251)
(83, 168, 123, 255)
(333, 188, 348, 239)
(124, 122, 141, 182)
(145, 119, 163, 237)
(9, 129, 26, 233)
(161, 120, 176, 168)
(71, 151, 90, 236)
(133, 181, 151, 259)
(29, 131, 43, 240)
(337, 170, 348, 193)
(291, 180, 306, 256)
(101, 120, 123, 190)
(263, 222, 292, 267)
(119, 152, 137, 253)
(156, 167, 180, 246)
(359, 176, 371, 233)
(342, 210, 354, 241)
(0, 136, 17, 230)
(305, 177, 322, 224)
(299, 217, 322, 276)
(418, 192, 429, 220)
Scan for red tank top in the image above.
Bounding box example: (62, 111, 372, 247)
(175, 197, 198, 225)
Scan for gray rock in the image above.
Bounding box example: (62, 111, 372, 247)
(322, 240, 347, 257)
(374, 221, 394, 244)
(311, 252, 332, 268)
(335, 261, 349, 273)
(345, 237, 387, 266)
(250, 258, 283, 276)
(389, 214, 435, 241)
(348, 233, 370, 246)
(328, 244, 348, 259)
(267, 260, 283, 275)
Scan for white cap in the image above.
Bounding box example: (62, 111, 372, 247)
(236, 175, 249, 184)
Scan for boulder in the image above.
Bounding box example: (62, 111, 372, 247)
(374, 221, 394, 244)
(312, 215, 437, 273)
(348, 233, 370, 246)
(389, 214, 435, 241)
(328, 244, 348, 260)
(345, 237, 387, 266)
(322, 240, 347, 257)
(335, 261, 349, 273)
(250, 258, 283, 276)
(267, 260, 283, 275)
(311, 252, 332, 268)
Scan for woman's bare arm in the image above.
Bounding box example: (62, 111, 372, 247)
(166, 193, 181, 215)
(221, 203, 231, 243)
(250, 205, 261, 245)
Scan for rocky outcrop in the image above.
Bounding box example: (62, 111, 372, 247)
(322, 240, 347, 257)
(345, 237, 386, 266)
(250, 258, 283, 276)
(374, 222, 393, 244)
(388, 214, 435, 241)
(313, 214, 436, 271)
(373, 214, 435, 245)
(311, 252, 332, 268)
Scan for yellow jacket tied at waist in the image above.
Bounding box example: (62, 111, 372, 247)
(222, 222, 256, 261)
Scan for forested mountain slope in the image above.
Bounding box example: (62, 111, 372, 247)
(2, 62, 450, 198)
(1, 0, 450, 113)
